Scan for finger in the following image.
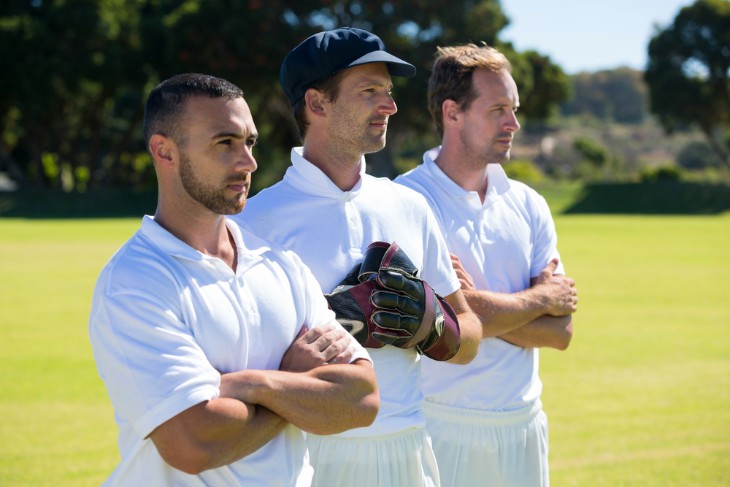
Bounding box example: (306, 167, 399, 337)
(294, 325, 309, 340)
(456, 270, 475, 291)
(371, 310, 417, 336)
(543, 258, 559, 275)
(371, 331, 399, 346)
(312, 326, 347, 352)
(370, 289, 421, 315)
(319, 334, 350, 362)
(377, 270, 421, 298)
(328, 345, 356, 365)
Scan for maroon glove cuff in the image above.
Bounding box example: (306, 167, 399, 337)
(417, 293, 460, 361)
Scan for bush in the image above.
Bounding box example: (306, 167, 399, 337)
(640, 165, 682, 182)
(677, 141, 722, 170)
(504, 159, 544, 184)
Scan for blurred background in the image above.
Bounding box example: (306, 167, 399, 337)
(1, 0, 729, 216)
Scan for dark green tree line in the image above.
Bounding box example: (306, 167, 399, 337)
(1, 0, 570, 192)
(645, 0, 730, 168)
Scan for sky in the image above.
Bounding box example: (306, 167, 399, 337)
(499, 0, 696, 74)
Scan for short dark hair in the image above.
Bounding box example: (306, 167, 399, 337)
(291, 70, 347, 140)
(428, 44, 511, 138)
(143, 73, 244, 148)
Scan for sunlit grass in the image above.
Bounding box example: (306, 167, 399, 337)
(1, 215, 728, 486)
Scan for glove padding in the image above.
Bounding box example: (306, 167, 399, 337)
(325, 241, 461, 361)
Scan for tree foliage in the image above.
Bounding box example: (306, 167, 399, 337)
(562, 68, 647, 124)
(1, 0, 570, 191)
(645, 0, 730, 167)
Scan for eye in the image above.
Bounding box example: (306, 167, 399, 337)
(218, 139, 233, 146)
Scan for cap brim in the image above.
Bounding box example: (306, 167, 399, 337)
(348, 51, 416, 78)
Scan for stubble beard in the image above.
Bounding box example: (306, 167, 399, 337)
(179, 152, 247, 215)
(462, 128, 512, 167)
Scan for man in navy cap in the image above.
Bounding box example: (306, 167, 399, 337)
(233, 27, 481, 486)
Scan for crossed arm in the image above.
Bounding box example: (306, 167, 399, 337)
(452, 255, 577, 350)
(149, 323, 378, 474)
(442, 289, 482, 364)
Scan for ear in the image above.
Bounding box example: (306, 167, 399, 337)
(149, 134, 177, 168)
(442, 99, 462, 127)
(304, 88, 327, 118)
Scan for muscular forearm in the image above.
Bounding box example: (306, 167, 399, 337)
(222, 361, 379, 435)
(499, 314, 573, 350)
(442, 290, 481, 364)
(149, 397, 286, 475)
(463, 288, 555, 338)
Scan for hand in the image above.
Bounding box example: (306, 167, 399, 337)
(369, 269, 427, 346)
(451, 254, 476, 291)
(532, 259, 578, 316)
(279, 323, 355, 373)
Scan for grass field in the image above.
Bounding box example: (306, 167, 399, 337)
(1, 215, 729, 486)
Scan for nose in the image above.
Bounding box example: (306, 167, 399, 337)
(238, 145, 258, 173)
(379, 93, 397, 116)
(505, 110, 520, 133)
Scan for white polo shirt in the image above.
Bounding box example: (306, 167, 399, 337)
(396, 147, 563, 411)
(89, 216, 369, 486)
(234, 147, 460, 437)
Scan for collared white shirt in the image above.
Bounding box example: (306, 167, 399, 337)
(396, 147, 563, 410)
(235, 147, 460, 437)
(90, 216, 369, 486)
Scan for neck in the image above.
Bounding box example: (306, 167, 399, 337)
(154, 197, 238, 270)
(301, 137, 362, 192)
(434, 142, 489, 202)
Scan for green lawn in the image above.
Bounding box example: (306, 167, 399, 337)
(1, 215, 728, 486)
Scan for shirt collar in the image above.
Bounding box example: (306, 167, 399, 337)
(422, 146, 512, 203)
(140, 215, 266, 273)
(422, 146, 468, 198)
(288, 146, 365, 196)
(140, 215, 202, 261)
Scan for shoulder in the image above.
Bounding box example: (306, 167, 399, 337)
(394, 163, 429, 190)
(369, 174, 431, 207)
(96, 231, 176, 294)
(234, 221, 310, 276)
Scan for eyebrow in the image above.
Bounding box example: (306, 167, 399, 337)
(355, 78, 393, 90)
(212, 131, 258, 141)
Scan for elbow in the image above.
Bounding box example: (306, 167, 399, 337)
(447, 316, 481, 364)
(359, 390, 380, 426)
(346, 391, 380, 431)
(156, 444, 215, 475)
(553, 320, 574, 351)
(337, 371, 380, 433)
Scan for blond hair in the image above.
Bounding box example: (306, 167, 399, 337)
(428, 43, 511, 137)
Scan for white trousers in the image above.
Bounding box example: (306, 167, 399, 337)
(424, 400, 549, 487)
(307, 426, 440, 487)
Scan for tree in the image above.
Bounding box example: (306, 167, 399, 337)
(1, 0, 149, 190)
(645, 0, 730, 168)
(1, 0, 570, 191)
(562, 68, 647, 124)
(514, 49, 571, 122)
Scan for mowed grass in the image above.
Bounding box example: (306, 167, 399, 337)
(1, 215, 729, 486)
(544, 215, 730, 486)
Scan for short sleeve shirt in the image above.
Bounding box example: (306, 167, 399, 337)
(396, 147, 563, 410)
(89, 216, 369, 486)
(234, 147, 460, 436)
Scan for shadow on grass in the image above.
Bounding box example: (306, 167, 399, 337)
(2, 182, 730, 218)
(0, 189, 158, 218)
(564, 182, 730, 215)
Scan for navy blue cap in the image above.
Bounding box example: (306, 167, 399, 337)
(280, 27, 416, 106)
